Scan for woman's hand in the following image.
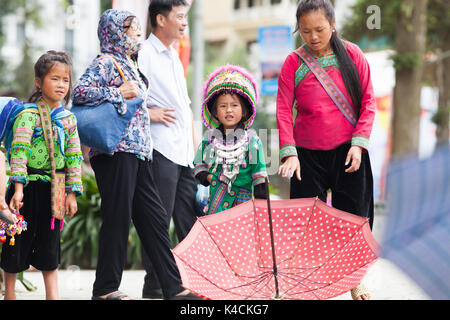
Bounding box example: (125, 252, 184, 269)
(278, 156, 301, 181)
(148, 108, 177, 127)
(9, 183, 24, 213)
(118, 81, 139, 99)
(345, 146, 363, 173)
(65, 193, 78, 219)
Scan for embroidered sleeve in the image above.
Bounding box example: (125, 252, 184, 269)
(9, 112, 36, 186)
(277, 53, 299, 162)
(64, 115, 83, 196)
(347, 43, 376, 151)
(193, 140, 210, 179)
(72, 56, 127, 115)
(249, 136, 268, 187)
(279, 144, 298, 163)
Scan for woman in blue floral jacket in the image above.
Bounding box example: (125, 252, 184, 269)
(72, 9, 199, 300)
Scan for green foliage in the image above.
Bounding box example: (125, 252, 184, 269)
(341, 0, 399, 48)
(60, 173, 102, 268)
(342, 0, 449, 51)
(389, 52, 421, 70)
(61, 173, 144, 269)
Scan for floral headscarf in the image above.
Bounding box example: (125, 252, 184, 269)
(97, 9, 141, 57)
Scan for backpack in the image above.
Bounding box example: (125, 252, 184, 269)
(0, 97, 38, 157)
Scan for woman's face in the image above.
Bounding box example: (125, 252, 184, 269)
(124, 17, 142, 38)
(123, 17, 143, 56)
(298, 9, 335, 56)
(214, 93, 244, 131)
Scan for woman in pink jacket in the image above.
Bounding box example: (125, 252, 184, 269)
(277, 0, 376, 300)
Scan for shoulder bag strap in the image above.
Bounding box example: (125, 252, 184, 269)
(99, 54, 128, 83)
(295, 46, 358, 127)
(36, 101, 65, 229)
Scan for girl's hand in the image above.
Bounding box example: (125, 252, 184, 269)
(65, 193, 78, 219)
(10, 189, 24, 213)
(148, 108, 177, 127)
(118, 81, 139, 99)
(207, 174, 213, 184)
(345, 146, 363, 173)
(278, 156, 301, 181)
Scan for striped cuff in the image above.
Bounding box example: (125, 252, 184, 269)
(194, 163, 209, 176)
(9, 175, 29, 187)
(66, 184, 84, 197)
(252, 171, 268, 186)
(279, 144, 298, 162)
(351, 135, 370, 150)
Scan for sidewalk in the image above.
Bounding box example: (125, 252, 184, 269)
(6, 215, 431, 300)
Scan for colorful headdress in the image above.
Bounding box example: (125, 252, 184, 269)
(202, 65, 258, 130)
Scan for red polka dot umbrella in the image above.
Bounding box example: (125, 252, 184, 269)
(173, 195, 380, 300)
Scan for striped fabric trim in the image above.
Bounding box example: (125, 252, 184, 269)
(279, 144, 298, 162)
(252, 171, 268, 186)
(194, 163, 209, 176)
(295, 54, 339, 87)
(351, 135, 370, 150)
(295, 47, 358, 128)
(207, 182, 228, 215)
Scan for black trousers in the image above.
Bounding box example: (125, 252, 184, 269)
(290, 143, 374, 229)
(90, 152, 183, 298)
(142, 150, 197, 291)
(1, 180, 61, 273)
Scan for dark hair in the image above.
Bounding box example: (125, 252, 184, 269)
(29, 50, 73, 105)
(148, 0, 188, 28)
(210, 91, 252, 125)
(295, 0, 362, 116)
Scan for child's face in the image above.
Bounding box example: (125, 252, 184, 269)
(35, 62, 70, 108)
(215, 93, 244, 131)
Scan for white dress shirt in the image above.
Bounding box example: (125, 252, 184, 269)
(138, 33, 194, 167)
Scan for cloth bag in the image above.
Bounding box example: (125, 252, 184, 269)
(71, 55, 143, 154)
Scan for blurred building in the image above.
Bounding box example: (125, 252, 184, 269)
(203, 0, 357, 54)
(1, 0, 100, 82)
(204, 0, 297, 55)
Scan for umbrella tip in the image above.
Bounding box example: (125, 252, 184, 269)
(271, 292, 285, 300)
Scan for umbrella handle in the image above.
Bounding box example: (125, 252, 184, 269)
(264, 177, 281, 299)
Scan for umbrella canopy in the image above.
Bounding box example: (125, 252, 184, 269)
(382, 146, 450, 299)
(173, 196, 380, 300)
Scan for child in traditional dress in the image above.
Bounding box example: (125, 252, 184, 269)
(194, 65, 268, 215)
(1, 51, 83, 300)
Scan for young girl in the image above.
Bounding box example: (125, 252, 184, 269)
(194, 65, 268, 215)
(1, 51, 83, 300)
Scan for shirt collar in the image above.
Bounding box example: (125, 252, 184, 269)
(149, 33, 173, 54)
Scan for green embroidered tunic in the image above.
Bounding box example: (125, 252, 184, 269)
(9, 106, 83, 195)
(193, 130, 267, 215)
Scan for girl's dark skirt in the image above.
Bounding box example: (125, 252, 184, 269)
(290, 142, 374, 229)
(1, 180, 61, 273)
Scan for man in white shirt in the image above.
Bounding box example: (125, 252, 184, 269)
(138, 0, 198, 299)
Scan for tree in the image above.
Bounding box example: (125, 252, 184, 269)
(391, 0, 428, 157)
(342, 0, 449, 153)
